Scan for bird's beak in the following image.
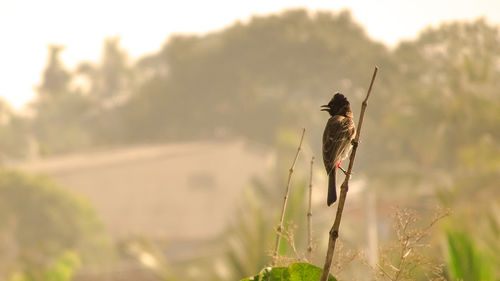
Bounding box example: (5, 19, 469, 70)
(320, 105, 329, 111)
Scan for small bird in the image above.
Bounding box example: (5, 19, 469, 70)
(321, 93, 356, 206)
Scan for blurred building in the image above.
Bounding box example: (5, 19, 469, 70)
(14, 140, 271, 260)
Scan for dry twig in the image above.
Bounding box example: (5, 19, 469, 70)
(320, 66, 379, 281)
(272, 128, 306, 265)
(307, 156, 315, 262)
(375, 208, 450, 281)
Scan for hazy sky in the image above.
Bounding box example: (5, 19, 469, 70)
(1, 0, 499, 110)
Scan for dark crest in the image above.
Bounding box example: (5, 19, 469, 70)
(321, 93, 350, 116)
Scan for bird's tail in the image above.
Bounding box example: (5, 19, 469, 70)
(327, 168, 337, 206)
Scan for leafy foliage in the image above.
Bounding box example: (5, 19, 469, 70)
(31, 45, 93, 155)
(0, 170, 112, 279)
(240, 263, 336, 281)
(8, 251, 80, 281)
(445, 230, 495, 281)
(0, 99, 29, 159)
(221, 134, 311, 280)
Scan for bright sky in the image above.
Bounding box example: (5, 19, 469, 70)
(1, 0, 499, 110)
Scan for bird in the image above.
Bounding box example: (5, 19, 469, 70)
(321, 93, 356, 206)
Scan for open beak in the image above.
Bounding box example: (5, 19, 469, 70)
(320, 104, 329, 111)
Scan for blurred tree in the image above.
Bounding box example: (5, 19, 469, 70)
(387, 18, 500, 172)
(26, 11, 500, 174)
(77, 37, 133, 108)
(118, 9, 391, 144)
(37, 45, 71, 98)
(32, 45, 92, 155)
(0, 170, 113, 280)
(0, 99, 29, 160)
(354, 18, 500, 212)
(75, 37, 134, 144)
(8, 251, 80, 281)
(379, 19, 500, 280)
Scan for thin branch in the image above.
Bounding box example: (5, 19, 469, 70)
(284, 225, 302, 261)
(381, 208, 450, 281)
(272, 128, 306, 265)
(393, 238, 409, 281)
(307, 156, 315, 262)
(415, 210, 450, 243)
(320, 66, 378, 281)
(391, 215, 413, 281)
(377, 263, 394, 280)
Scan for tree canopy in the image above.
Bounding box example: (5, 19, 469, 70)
(0, 170, 112, 280)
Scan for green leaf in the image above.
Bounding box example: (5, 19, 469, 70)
(446, 230, 495, 281)
(240, 263, 336, 281)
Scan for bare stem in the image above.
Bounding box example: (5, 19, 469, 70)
(378, 208, 450, 281)
(319, 66, 378, 281)
(307, 156, 315, 262)
(377, 263, 394, 280)
(285, 225, 302, 260)
(272, 128, 306, 265)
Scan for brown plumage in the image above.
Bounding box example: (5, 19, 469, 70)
(321, 93, 356, 206)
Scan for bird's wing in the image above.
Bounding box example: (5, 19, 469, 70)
(322, 115, 354, 175)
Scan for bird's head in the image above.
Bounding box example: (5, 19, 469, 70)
(321, 93, 350, 116)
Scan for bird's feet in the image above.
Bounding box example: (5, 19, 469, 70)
(339, 166, 348, 175)
(339, 166, 353, 179)
(351, 139, 359, 148)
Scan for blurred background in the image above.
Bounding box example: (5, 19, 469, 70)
(0, 1, 499, 280)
